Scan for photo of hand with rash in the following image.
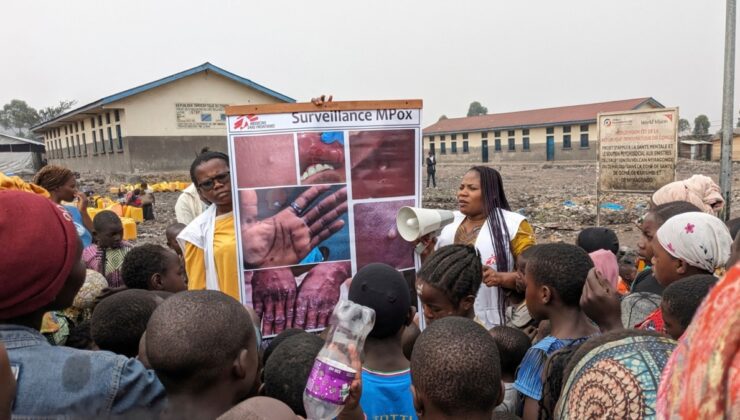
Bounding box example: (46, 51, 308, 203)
(247, 261, 352, 336)
(234, 134, 298, 188)
(349, 129, 416, 199)
(238, 184, 350, 269)
(298, 132, 346, 185)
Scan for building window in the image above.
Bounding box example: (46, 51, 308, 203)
(563, 134, 572, 149)
(463, 141, 469, 153)
(66, 138, 70, 158)
(507, 130, 515, 137)
(92, 131, 98, 154)
(64, 126, 68, 135)
(546, 127, 554, 134)
(563, 125, 571, 133)
(106, 113, 111, 125)
(508, 138, 515, 151)
(98, 115, 103, 126)
(481, 131, 488, 138)
(580, 133, 589, 148)
(494, 130, 501, 137)
(116, 125, 123, 150)
(428, 135, 434, 142)
(76, 134, 81, 156)
(523, 128, 530, 135)
(440, 142, 447, 154)
(99, 129, 106, 153)
(495, 139, 502, 151)
(114, 110, 120, 122)
(429, 142, 435, 154)
(80, 120, 84, 131)
(451, 134, 457, 140)
(523, 137, 530, 150)
(91, 117, 96, 128)
(462, 133, 468, 140)
(440, 135, 446, 141)
(580, 124, 589, 132)
(82, 133, 87, 156)
(108, 127, 114, 151)
(451, 141, 457, 154)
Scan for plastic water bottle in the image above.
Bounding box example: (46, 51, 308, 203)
(303, 300, 375, 420)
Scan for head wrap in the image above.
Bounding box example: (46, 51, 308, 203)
(0, 191, 78, 319)
(657, 265, 740, 419)
(0, 172, 49, 197)
(348, 263, 410, 338)
(620, 292, 662, 328)
(556, 335, 676, 419)
(656, 212, 732, 273)
(589, 249, 619, 288)
(576, 227, 620, 254)
(652, 175, 724, 215)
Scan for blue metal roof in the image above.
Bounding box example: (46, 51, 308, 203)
(32, 62, 294, 131)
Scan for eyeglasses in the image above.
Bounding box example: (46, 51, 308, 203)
(198, 171, 231, 191)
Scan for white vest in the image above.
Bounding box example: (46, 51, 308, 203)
(436, 209, 526, 328)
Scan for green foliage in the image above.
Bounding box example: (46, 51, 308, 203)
(678, 118, 691, 133)
(0, 99, 76, 138)
(467, 101, 488, 117)
(693, 115, 710, 135)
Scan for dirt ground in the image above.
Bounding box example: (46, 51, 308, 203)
(83, 159, 740, 253)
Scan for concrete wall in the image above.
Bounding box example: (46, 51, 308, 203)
(426, 142, 599, 164)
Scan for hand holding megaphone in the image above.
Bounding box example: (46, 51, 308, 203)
(396, 207, 455, 254)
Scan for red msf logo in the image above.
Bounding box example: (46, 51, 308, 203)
(233, 114, 258, 130)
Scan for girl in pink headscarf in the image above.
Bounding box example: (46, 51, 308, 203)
(588, 249, 619, 289)
(652, 174, 724, 215)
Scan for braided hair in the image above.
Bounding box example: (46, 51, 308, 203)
(419, 244, 482, 307)
(469, 166, 513, 321)
(33, 165, 74, 192)
(539, 344, 583, 420)
(189, 150, 229, 185)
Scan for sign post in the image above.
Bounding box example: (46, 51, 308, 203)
(596, 108, 678, 225)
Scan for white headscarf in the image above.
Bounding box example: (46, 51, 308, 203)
(656, 212, 732, 273)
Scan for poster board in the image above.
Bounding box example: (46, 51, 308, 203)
(597, 108, 678, 192)
(225, 100, 422, 337)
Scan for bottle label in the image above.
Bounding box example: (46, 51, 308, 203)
(305, 358, 355, 405)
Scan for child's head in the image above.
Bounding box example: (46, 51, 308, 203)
(576, 227, 619, 255)
(661, 274, 717, 339)
(411, 317, 502, 418)
(122, 244, 186, 292)
(146, 290, 259, 401)
(349, 263, 413, 339)
(488, 326, 530, 380)
(93, 210, 123, 249)
(637, 201, 701, 260)
(262, 328, 305, 368)
(652, 212, 732, 286)
(65, 319, 94, 350)
(729, 230, 740, 269)
(90, 289, 159, 357)
(539, 345, 582, 420)
(516, 246, 537, 278)
(165, 223, 186, 256)
(262, 333, 323, 416)
(218, 396, 299, 420)
(417, 245, 482, 324)
(618, 248, 639, 285)
(524, 244, 593, 320)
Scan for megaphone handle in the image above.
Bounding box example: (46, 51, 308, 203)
(414, 231, 439, 255)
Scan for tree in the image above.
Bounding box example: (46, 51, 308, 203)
(37, 100, 77, 123)
(693, 115, 710, 135)
(0, 100, 39, 137)
(438, 115, 448, 121)
(467, 101, 488, 117)
(678, 118, 691, 133)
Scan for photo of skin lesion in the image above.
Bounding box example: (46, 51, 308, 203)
(349, 129, 416, 199)
(233, 134, 298, 188)
(238, 185, 350, 270)
(353, 198, 415, 271)
(298, 132, 347, 185)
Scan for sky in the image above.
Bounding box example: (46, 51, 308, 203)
(1, 0, 735, 129)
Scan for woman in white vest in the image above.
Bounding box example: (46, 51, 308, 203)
(421, 166, 536, 328)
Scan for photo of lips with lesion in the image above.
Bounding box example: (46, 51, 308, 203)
(349, 129, 416, 199)
(234, 134, 298, 188)
(297, 132, 347, 185)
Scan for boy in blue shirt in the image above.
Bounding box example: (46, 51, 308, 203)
(348, 263, 417, 420)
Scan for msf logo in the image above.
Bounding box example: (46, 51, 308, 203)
(233, 114, 259, 130)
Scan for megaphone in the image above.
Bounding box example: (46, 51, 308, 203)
(396, 207, 455, 253)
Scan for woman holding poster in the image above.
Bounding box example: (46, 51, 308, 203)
(420, 166, 536, 328)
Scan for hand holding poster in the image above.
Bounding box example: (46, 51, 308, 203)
(226, 100, 422, 337)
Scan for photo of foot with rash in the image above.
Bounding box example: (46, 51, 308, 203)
(238, 185, 350, 270)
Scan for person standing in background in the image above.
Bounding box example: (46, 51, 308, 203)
(425, 150, 436, 188)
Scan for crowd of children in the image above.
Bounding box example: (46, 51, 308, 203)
(0, 166, 739, 420)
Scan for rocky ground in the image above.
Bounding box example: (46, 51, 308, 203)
(77, 159, 740, 251)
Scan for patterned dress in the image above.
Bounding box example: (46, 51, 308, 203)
(82, 242, 133, 288)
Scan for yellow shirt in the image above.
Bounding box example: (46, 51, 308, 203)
(184, 212, 240, 300)
(511, 220, 536, 258)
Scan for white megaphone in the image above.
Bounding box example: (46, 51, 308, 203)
(396, 207, 455, 254)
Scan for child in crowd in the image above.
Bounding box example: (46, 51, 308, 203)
(82, 210, 133, 288)
(633, 201, 701, 294)
(0, 191, 164, 417)
(65, 319, 94, 350)
(91, 289, 160, 357)
(515, 243, 599, 420)
(575, 226, 620, 255)
(417, 245, 482, 325)
(146, 290, 260, 420)
(348, 263, 417, 419)
(41, 269, 107, 345)
(165, 222, 187, 258)
(489, 326, 531, 414)
(506, 247, 537, 339)
(122, 244, 187, 292)
(218, 397, 299, 420)
(660, 274, 717, 339)
(640, 212, 731, 331)
(539, 345, 582, 419)
(617, 248, 639, 294)
(262, 332, 323, 416)
(411, 316, 503, 420)
(727, 224, 740, 268)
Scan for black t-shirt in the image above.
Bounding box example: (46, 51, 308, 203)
(631, 267, 665, 295)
